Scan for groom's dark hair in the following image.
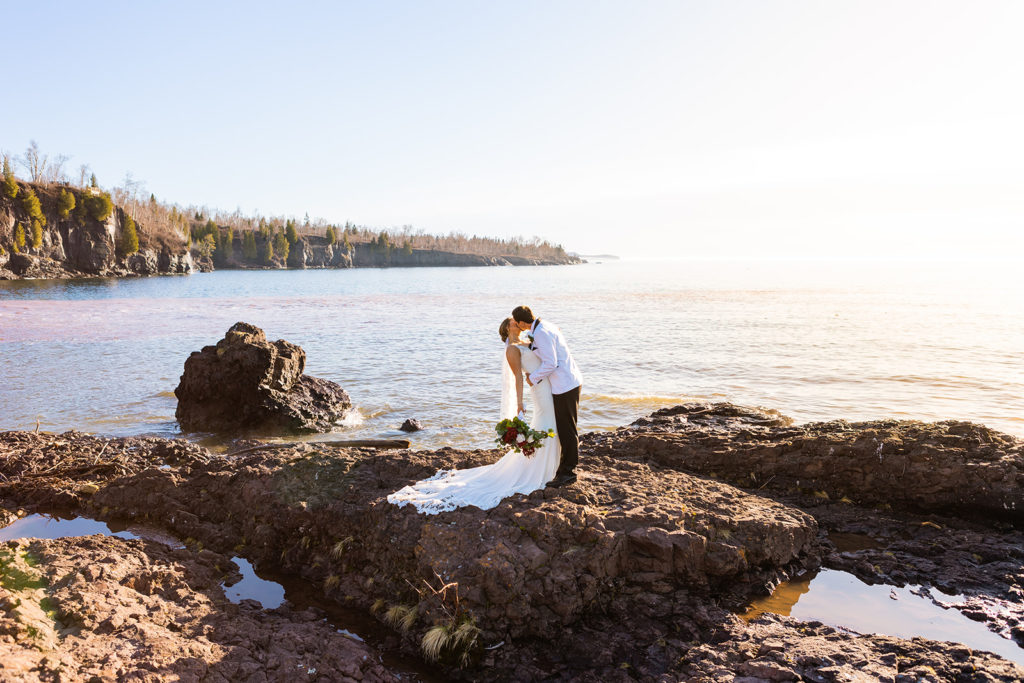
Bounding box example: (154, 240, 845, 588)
(511, 306, 535, 324)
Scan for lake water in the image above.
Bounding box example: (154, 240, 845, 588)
(1, 260, 1021, 447)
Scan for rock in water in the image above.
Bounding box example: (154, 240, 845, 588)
(174, 322, 351, 434)
(398, 418, 423, 432)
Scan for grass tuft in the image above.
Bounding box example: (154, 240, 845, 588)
(331, 536, 354, 560)
(421, 624, 451, 661)
(384, 604, 417, 632)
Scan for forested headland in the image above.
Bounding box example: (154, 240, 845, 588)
(0, 142, 579, 280)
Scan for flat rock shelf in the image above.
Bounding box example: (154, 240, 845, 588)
(1, 402, 1022, 681)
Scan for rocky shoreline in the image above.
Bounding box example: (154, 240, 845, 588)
(1, 404, 1022, 681)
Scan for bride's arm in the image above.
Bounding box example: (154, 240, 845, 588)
(505, 345, 526, 415)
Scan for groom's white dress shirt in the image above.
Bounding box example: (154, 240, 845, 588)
(528, 319, 583, 395)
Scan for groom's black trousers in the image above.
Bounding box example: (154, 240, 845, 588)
(552, 386, 581, 476)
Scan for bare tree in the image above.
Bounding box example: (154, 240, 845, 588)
(78, 164, 91, 188)
(20, 140, 47, 183)
(47, 154, 71, 184)
(119, 171, 143, 219)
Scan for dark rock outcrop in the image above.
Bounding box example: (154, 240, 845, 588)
(587, 401, 1024, 522)
(0, 182, 193, 280)
(399, 418, 423, 432)
(174, 322, 351, 434)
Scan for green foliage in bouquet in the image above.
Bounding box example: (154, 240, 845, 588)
(495, 416, 554, 457)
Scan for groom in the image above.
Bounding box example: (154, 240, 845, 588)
(511, 305, 583, 488)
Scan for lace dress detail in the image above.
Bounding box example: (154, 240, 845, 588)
(387, 345, 560, 514)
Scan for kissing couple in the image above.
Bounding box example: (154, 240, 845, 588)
(388, 305, 583, 515)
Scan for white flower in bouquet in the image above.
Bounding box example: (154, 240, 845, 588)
(516, 433, 526, 444)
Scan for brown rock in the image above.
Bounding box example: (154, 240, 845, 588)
(174, 322, 352, 434)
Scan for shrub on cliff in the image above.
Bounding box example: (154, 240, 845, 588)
(325, 226, 337, 245)
(195, 234, 215, 259)
(21, 189, 45, 226)
(57, 188, 76, 218)
(119, 215, 139, 256)
(31, 218, 43, 249)
(1, 159, 17, 199)
(13, 223, 25, 252)
(273, 231, 290, 262)
(85, 193, 114, 222)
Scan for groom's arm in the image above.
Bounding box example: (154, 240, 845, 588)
(529, 328, 558, 385)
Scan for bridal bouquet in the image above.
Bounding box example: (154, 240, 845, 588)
(495, 416, 554, 457)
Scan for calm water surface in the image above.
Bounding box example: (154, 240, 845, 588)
(1, 260, 1021, 446)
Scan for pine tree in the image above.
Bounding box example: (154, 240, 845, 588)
(325, 226, 337, 245)
(90, 173, 98, 188)
(21, 188, 44, 225)
(286, 219, 298, 245)
(342, 233, 352, 252)
(120, 215, 139, 255)
(403, 240, 413, 256)
(58, 188, 76, 218)
(262, 237, 274, 264)
(273, 231, 290, 262)
(241, 231, 257, 260)
(13, 223, 25, 252)
(2, 159, 17, 198)
(214, 226, 233, 265)
(31, 218, 43, 249)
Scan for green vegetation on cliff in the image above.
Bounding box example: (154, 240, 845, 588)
(57, 188, 75, 218)
(1, 158, 17, 199)
(119, 214, 139, 256)
(84, 192, 113, 222)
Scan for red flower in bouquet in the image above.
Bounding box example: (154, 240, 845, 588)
(495, 416, 555, 458)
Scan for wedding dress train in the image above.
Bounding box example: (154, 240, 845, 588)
(387, 345, 561, 514)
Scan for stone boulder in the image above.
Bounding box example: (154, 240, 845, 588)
(399, 418, 423, 432)
(174, 322, 351, 434)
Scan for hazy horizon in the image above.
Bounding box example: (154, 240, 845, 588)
(3, 1, 1022, 260)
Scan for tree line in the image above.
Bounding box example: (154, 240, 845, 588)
(2, 141, 572, 262)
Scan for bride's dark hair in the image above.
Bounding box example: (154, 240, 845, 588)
(499, 317, 512, 343)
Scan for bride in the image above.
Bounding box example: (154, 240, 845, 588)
(387, 318, 561, 514)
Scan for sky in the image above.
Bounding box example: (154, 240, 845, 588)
(3, 1, 1022, 259)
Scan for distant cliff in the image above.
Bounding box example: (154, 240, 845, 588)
(0, 182, 193, 280)
(0, 181, 579, 281)
(205, 235, 581, 272)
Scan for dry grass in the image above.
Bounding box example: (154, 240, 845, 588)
(383, 604, 417, 632)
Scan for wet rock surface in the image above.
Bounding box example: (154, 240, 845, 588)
(1, 402, 1023, 680)
(682, 613, 1024, 682)
(174, 322, 352, 434)
(0, 534, 396, 682)
(808, 496, 1024, 651)
(587, 402, 1024, 522)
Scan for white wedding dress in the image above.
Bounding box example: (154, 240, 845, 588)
(387, 344, 561, 514)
